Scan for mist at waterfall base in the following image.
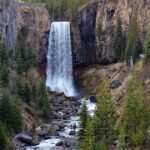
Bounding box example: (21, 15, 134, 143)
(46, 22, 76, 97)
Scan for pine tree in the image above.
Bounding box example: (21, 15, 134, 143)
(1, 93, 23, 133)
(15, 76, 24, 98)
(144, 26, 150, 63)
(79, 118, 94, 150)
(122, 77, 150, 148)
(38, 82, 52, 119)
(0, 123, 9, 150)
(113, 18, 124, 61)
(125, 12, 138, 64)
(1, 64, 9, 87)
(93, 79, 116, 146)
(24, 83, 31, 103)
(95, 137, 107, 150)
(78, 101, 88, 140)
(0, 43, 8, 66)
(32, 83, 37, 98)
(117, 127, 126, 150)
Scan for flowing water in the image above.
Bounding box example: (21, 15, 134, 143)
(26, 99, 96, 150)
(25, 22, 96, 150)
(46, 22, 75, 97)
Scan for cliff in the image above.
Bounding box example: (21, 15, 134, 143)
(72, 0, 150, 66)
(15, 3, 50, 66)
(0, 0, 9, 43)
(0, 1, 49, 68)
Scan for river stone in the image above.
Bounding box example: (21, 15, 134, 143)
(90, 95, 96, 103)
(36, 124, 51, 136)
(69, 130, 76, 136)
(56, 140, 64, 146)
(16, 134, 33, 145)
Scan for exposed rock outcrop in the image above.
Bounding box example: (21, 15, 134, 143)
(0, 0, 9, 42)
(0, 0, 50, 68)
(72, 0, 150, 66)
(15, 3, 50, 66)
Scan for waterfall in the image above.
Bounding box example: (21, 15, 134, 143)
(46, 22, 76, 97)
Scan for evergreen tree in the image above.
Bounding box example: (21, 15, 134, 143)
(1, 64, 9, 87)
(0, 43, 8, 65)
(79, 118, 94, 150)
(144, 26, 150, 63)
(24, 83, 31, 103)
(32, 83, 37, 98)
(96, 21, 102, 41)
(79, 101, 88, 140)
(122, 77, 150, 148)
(117, 127, 126, 150)
(38, 82, 52, 119)
(0, 93, 23, 133)
(15, 76, 24, 98)
(95, 137, 107, 150)
(0, 123, 9, 150)
(113, 18, 124, 61)
(125, 12, 138, 63)
(93, 79, 116, 146)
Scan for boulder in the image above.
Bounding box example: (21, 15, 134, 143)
(16, 134, 33, 145)
(36, 124, 51, 137)
(56, 140, 64, 146)
(69, 130, 76, 136)
(89, 95, 96, 103)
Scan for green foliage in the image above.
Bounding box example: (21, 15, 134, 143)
(93, 79, 116, 145)
(125, 12, 138, 63)
(117, 127, 126, 150)
(1, 64, 9, 87)
(122, 77, 150, 148)
(95, 137, 107, 150)
(0, 93, 23, 133)
(144, 26, 150, 63)
(113, 18, 124, 61)
(38, 83, 52, 119)
(0, 43, 8, 66)
(18, 0, 90, 18)
(79, 118, 94, 150)
(0, 123, 10, 150)
(79, 101, 88, 140)
(96, 20, 102, 41)
(16, 26, 37, 74)
(24, 83, 31, 103)
(15, 75, 25, 99)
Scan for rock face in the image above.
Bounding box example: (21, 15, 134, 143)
(0, 0, 9, 43)
(72, 0, 150, 66)
(0, 1, 50, 67)
(15, 3, 50, 66)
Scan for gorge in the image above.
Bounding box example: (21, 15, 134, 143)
(0, 0, 150, 150)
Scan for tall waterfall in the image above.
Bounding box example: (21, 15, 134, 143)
(46, 22, 75, 97)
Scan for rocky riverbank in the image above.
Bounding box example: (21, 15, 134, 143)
(12, 92, 95, 150)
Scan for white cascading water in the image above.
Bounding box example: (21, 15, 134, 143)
(46, 22, 75, 97)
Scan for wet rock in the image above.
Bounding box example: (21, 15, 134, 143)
(56, 140, 64, 146)
(89, 95, 96, 103)
(69, 130, 76, 136)
(16, 134, 33, 145)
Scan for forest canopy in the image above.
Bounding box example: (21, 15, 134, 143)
(17, 0, 90, 18)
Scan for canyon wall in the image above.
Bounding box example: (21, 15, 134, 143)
(0, 0, 9, 43)
(72, 0, 150, 66)
(15, 3, 50, 66)
(0, 0, 49, 68)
